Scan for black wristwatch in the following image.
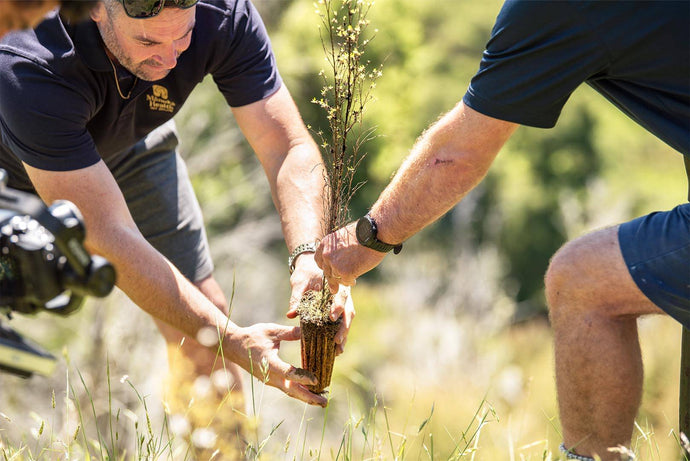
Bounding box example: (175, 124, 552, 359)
(355, 214, 403, 254)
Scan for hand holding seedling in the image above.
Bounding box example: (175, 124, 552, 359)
(287, 253, 354, 354)
(229, 323, 328, 407)
(316, 222, 386, 293)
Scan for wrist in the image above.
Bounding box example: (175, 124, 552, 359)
(220, 325, 245, 363)
(367, 210, 399, 245)
(291, 250, 316, 273)
(356, 213, 403, 254)
(288, 241, 317, 273)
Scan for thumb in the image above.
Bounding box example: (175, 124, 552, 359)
(287, 292, 300, 318)
(273, 325, 302, 342)
(285, 365, 318, 386)
(314, 242, 324, 268)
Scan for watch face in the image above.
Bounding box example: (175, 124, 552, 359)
(356, 216, 375, 246)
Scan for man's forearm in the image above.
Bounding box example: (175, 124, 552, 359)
(24, 161, 237, 349)
(22, 162, 330, 403)
(369, 102, 517, 245)
(99, 226, 238, 349)
(94, 226, 328, 406)
(273, 140, 327, 251)
(232, 86, 326, 252)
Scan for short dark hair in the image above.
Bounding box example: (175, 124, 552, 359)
(58, 0, 98, 22)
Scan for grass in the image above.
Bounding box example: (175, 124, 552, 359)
(0, 291, 686, 460)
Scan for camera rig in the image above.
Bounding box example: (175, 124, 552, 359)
(0, 169, 116, 377)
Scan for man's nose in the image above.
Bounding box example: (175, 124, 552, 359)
(154, 45, 179, 69)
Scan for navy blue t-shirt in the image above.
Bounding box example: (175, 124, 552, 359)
(0, 0, 282, 190)
(463, 0, 690, 156)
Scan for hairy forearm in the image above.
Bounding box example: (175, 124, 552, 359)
(370, 102, 517, 244)
(24, 162, 245, 363)
(234, 86, 326, 252)
(24, 163, 327, 404)
(271, 137, 326, 251)
(91, 228, 306, 388)
(88, 225, 241, 352)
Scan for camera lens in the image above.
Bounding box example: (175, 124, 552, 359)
(47, 200, 85, 242)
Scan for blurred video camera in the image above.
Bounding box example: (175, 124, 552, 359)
(0, 169, 115, 378)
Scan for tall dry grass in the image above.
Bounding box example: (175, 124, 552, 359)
(0, 284, 686, 459)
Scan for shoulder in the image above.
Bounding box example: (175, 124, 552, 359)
(464, 1, 605, 128)
(191, 0, 280, 106)
(0, 12, 92, 87)
(0, 14, 96, 129)
(195, 0, 262, 30)
(192, 0, 274, 70)
(488, 0, 584, 49)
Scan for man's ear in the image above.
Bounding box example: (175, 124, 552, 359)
(90, 2, 106, 22)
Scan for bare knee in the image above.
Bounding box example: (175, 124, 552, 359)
(544, 232, 614, 326)
(545, 226, 660, 327)
(544, 241, 573, 296)
(545, 241, 582, 325)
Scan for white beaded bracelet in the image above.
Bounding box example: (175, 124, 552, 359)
(559, 443, 636, 461)
(288, 242, 317, 274)
(559, 443, 595, 461)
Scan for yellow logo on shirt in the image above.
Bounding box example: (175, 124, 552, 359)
(146, 85, 176, 113)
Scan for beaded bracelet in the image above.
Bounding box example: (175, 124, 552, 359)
(288, 242, 317, 274)
(559, 443, 595, 461)
(559, 443, 636, 461)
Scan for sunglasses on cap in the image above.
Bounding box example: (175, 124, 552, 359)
(118, 0, 198, 18)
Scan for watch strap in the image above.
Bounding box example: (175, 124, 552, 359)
(358, 214, 403, 254)
(362, 236, 402, 253)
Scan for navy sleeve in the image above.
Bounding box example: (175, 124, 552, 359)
(0, 50, 100, 171)
(463, 0, 607, 128)
(209, 0, 282, 107)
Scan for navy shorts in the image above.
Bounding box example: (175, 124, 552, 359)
(618, 203, 690, 329)
(108, 121, 214, 284)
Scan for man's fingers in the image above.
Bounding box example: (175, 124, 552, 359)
(335, 308, 353, 346)
(335, 337, 347, 356)
(273, 324, 302, 342)
(335, 318, 348, 345)
(287, 293, 300, 318)
(283, 380, 327, 407)
(281, 363, 327, 407)
(329, 301, 344, 322)
(289, 270, 325, 319)
(270, 360, 326, 407)
(314, 246, 324, 268)
(330, 286, 351, 323)
(287, 280, 307, 317)
(326, 277, 340, 294)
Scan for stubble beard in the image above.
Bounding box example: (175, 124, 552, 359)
(98, 17, 172, 82)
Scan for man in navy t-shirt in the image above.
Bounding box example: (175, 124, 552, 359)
(315, 1, 689, 460)
(0, 0, 354, 416)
